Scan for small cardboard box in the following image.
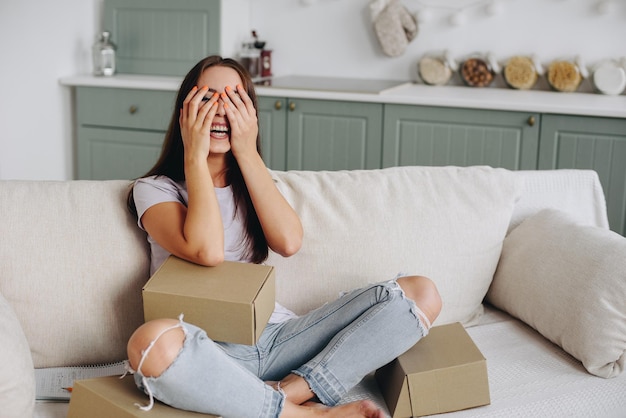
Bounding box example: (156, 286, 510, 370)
(67, 375, 219, 417)
(375, 322, 490, 417)
(143, 256, 275, 345)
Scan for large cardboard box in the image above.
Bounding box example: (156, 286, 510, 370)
(375, 322, 490, 417)
(67, 375, 219, 417)
(143, 256, 275, 345)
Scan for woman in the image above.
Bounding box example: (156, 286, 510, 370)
(126, 55, 442, 418)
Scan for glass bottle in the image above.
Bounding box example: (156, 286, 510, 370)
(239, 42, 260, 79)
(93, 31, 117, 77)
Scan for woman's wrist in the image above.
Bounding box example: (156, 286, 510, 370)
(234, 148, 264, 170)
(184, 154, 209, 170)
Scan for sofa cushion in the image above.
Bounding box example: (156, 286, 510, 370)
(487, 209, 626, 378)
(268, 166, 520, 326)
(0, 180, 150, 368)
(0, 292, 35, 418)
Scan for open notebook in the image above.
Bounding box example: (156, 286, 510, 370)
(35, 361, 127, 400)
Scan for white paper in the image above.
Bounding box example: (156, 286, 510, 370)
(35, 361, 127, 400)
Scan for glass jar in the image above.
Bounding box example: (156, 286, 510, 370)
(417, 50, 456, 86)
(239, 42, 261, 78)
(459, 53, 498, 88)
(92, 31, 117, 77)
(546, 57, 586, 93)
(503, 55, 541, 90)
(591, 59, 626, 96)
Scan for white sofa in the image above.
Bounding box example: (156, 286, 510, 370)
(1, 166, 625, 418)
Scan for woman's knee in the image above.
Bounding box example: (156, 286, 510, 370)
(127, 318, 185, 378)
(396, 275, 442, 326)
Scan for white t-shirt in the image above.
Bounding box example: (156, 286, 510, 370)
(133, 175, 296, 323)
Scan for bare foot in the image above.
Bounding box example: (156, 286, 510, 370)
(281, 399, 385, 418)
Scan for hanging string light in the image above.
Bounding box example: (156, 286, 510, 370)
(414, 0, 507, 26)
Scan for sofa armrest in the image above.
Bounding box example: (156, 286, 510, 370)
(0, 292, 35, 418)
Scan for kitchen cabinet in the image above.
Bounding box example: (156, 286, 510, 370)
(76, 87, 175, 180)
(382, 104, 540, 170)
(257, 97, 288, 170)
(102, 0, 229, 76)
(539, 114, 626, 236)
(258, 97, 384, 171)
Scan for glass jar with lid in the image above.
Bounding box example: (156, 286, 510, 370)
(92, 31, 117, 77)
(459, 53, 499, 88)
(591, 59, 626, 95)
(417, 50, 457, 86)
(503, 55, 542, 90)
(546, 56, 587, 93)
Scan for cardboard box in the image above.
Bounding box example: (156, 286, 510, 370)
(375, 322, 490, 417)
(143, 256, 275, 345)
(67, 375, 218, 417)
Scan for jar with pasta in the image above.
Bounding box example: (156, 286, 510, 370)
(503, 55, 542, 90)
(546, 57, 587, 93)
(459, 53, 498, 88)
(417, 50, 457, 86)
(591, 59, 626, 96)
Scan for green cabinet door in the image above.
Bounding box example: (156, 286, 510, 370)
(286, 99, 384, 170)
(77, 127, 163, 180)
(382, 104, 540, 170)
(539, 114, 626, 236)
(76, 87, 174, 180)
(103, 0, 221, 76)
(257, 96, 288, 170)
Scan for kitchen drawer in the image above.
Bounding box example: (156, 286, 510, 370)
(76, 87, 176, 131)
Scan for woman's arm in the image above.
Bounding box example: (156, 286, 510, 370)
(141, 87, 226, 266)
(223, 85, 303, 257)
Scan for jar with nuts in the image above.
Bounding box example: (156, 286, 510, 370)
(459, 53, 499, 87)
(546, 56, 587, 93)
(503, 55, 542, 90)
(417, 50, 457, 86)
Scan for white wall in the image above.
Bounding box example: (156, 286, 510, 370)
(250, 0, 626, 80)
(0, 0, 624, 180)
(0, 0, 102, 180)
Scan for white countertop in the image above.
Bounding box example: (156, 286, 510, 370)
(60, 74, 626, 119)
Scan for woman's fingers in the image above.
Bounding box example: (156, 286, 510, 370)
(180, 87, 220, 157)
(197, 92, 220, 125)
(182, 86, 211, 123)
(221, 85, 258, 158)
(182, 87, 219, 130)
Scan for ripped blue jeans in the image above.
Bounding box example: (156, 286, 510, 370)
(132, 279, 430, 418)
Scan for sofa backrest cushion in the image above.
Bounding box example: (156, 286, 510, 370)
(509, 169, 609, 233)
(267, 166, 520, 326)
(0, 180, 150, 368)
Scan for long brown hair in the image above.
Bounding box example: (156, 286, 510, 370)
(127, 55, 268, 264)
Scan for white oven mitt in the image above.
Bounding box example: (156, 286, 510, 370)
(370, 0, 418, 57)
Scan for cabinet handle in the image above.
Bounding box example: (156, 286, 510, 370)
(129, 106, 138, 115)
(527, 116, 536, 126)
(274, 100, 282, 110)
(289, 101, 296, 111)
